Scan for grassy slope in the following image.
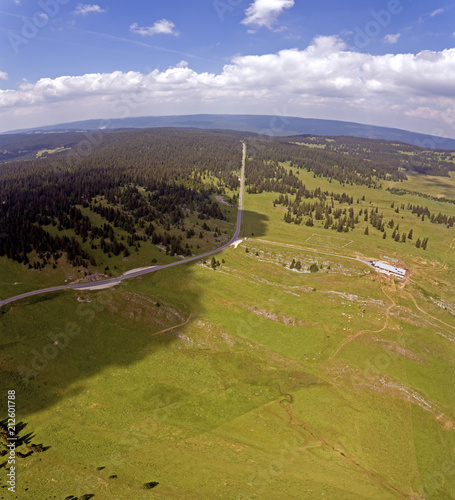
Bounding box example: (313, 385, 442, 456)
(1, 169, 455, 499)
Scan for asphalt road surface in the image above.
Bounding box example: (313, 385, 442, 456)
(0, 143, 246, 308)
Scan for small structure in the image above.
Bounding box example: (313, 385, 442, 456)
(372, 261, 406, 279)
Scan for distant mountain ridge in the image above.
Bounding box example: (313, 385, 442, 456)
(4, 114, 455, 150)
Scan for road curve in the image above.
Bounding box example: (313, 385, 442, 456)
(0, 143, 247, 308)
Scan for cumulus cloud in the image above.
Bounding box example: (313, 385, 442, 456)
(130, 19, 178, 36)
(384, 33, 401, 44)
(0, 70, 8, 80)
(2, 36, 455, 134)
(73, 4, 107, 16)
(242, 0, 295, 29)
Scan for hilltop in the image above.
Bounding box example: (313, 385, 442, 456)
(4, 113, 455, 150)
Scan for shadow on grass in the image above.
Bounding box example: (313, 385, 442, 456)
(0, 419, 50, 461)
(0, 210, 269, 417)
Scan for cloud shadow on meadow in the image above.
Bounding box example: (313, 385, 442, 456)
(0, 209, 270, 417)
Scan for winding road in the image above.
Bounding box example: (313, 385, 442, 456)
(0, 143, 246, 308)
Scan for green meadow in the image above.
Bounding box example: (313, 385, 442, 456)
(1, 166, 455, 499)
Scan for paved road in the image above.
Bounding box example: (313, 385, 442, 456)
(0, 143, 246, 308)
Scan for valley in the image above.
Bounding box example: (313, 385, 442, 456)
(0, 129, 454, 499)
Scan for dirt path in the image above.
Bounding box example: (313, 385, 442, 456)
(330, 278, 397, 360)
(275, 385, 416, 499)
(150, 313, 193, 337)
(409, 236, 454, 273)
(402, 291, 455, 331)
(254, 239, 361, 263)
(442, 236, 455, 271)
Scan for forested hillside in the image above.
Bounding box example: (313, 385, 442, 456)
(243, 137, 455, 250)
(285, 135, 455, 176)
(0, 129, 242, 269)
(1, 128, 453, 273)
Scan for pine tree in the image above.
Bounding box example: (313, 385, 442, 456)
(408, 229, 413, 240)
(364, 226, 369, 235)
(415, 237, 421, 248)
(309, 263, 319, 273)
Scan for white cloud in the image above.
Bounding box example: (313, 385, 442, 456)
(2, 36, 455, 135)
(130, 19, 178, 37)
(242, 0, 295, 29)
(430, 8, 444, 17)
(73, 4, 107, 16)
(384, 33, 401, 44)
(0, 70, 8, 80)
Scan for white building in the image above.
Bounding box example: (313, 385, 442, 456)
(372, 261, 406, 279)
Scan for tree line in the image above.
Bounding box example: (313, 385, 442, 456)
(0, 129, 243, 268)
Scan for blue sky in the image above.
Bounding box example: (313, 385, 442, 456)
(1, 0, 455, 136)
